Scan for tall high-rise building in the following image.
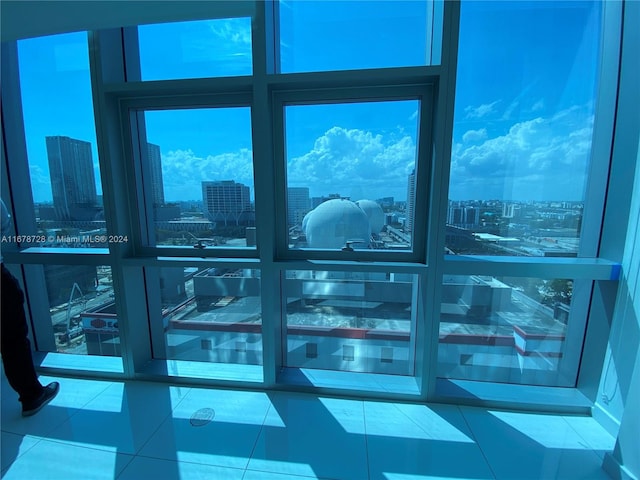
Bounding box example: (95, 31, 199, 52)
(447, 202, 480, 228)
(464, 206, 480, 226)
(46, 136, 97, 220)
(502, 203, 515, 218)
(406, 169, 416, 233)
(202, 180, 251, 226)
(287, 187, 310, 226)
(447, 204, 464, 225)
(147, 142, 164, 206)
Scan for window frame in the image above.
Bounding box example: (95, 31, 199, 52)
(271, 82, 436, 263)
(117, 90, 257, 259)
(0, 0, 628, 411)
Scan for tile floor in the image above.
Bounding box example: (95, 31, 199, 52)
(1, 374, 616, 479)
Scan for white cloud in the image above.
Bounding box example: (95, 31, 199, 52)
(180, 18, 251, 65)
(464, 101, 500, 119)
(462, 128, 488, 143)
(161, 148, 254, 201)
(450, 105, 594, 200)
(288, 126, 416, 200)
(208, 18, 251, 47)
(158, 126, 416, 202)
(531, 99, 545, 112)
(28, 165, 53, 202)
(502, 99, 519, 121)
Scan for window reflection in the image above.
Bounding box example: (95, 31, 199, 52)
(18, 32, 106, 246)
(438, 275, 576, 386)
(284, 270, 417, 375)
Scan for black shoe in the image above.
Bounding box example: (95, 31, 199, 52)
(22, 382, 60, 417)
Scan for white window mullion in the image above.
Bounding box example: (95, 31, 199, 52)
(252, 0, 281, 386)
(423, 0, 460, 400)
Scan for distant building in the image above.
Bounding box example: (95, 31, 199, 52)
(202, 180, 252, 226)
(376, 197, 394, 208)
(447, 205, 464, 225)
(46, 136, 98, 220)
(287, 187, 310, 226)
(447, 203, 480, 228)
(464, 206, 480, 226)
(406, 169, 415, 233)
(311, 193, 345, 209)
(502, 203, 522, 219)
(503, 203, 515, 218)
(146, 142, 164, 205)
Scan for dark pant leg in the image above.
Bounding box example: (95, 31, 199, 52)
(1, 264, 43, 404)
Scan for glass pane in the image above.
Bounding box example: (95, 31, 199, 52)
(139, 108, 255, 249)
(279, 1, 440, 73)
(438, 275, 578, 386)
(138, 18, 252, 80)
(149, 266, 262, 365)
(28, 265, 120, 356)
(17, 32, 106, 247)
(447, 1, 602, 257)
(285, 101, 420, 251)
(284, 270, 417, 375)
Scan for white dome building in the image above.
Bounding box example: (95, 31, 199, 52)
(303, 199, 371, 249)
(355, 199, 385, 233)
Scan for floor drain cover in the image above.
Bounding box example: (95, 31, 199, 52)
(190, 408, 215, 427)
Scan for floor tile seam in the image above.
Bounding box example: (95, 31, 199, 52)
(133, 450, 247, 472)
(0, 430, 46, 463)
(243, 399, 277, 472)
(361, 400, 372, 480)
(12, 413, 78, 440)
(22, 435, 135, 456)
(37, 377, 117, 437)
(113, 453, 137, 480)
(389, 400, 443, 439)
(45, 376, 116, 411)
(569, 444, 615, 472)
(1, 429, 50, 445)
(0, 426, 39, 436)
(456, 405, 499, 480)
(243, 465, 339, 480)
(536, 447, 612, 480)
(560, 414, 613, 457)
(128, 386, 194, 456)
(164, 386, 194, 416)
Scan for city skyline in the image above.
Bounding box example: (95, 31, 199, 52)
(17, 2, 601, 205)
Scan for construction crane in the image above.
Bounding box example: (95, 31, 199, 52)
(60, 283, 86, 344)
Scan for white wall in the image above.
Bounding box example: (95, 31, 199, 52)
(600, 131, 640, 479)
(596, 3, 640, 475)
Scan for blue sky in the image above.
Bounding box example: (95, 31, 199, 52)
(17, 1, 601, 204)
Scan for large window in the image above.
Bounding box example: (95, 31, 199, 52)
(283, 270, 418, 375)
(146, 266, 262, 365)
(22, 264, 120, 357)
(132, 107, 255, 250)
(284, 100, 420, 252)
(438, 274, 584, 386)
(278, 0, 441, 72)
(138, 18, 253, 80)
(446, 1, 601, 257)
(1, 0, 621, 402)
(17, 32, 106, 247)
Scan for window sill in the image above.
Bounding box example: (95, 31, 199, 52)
(277, 367, 421, 399)
(34, 351, 124, 375)
(137, 359, 264, 385)
(434, 378, 593, 415)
